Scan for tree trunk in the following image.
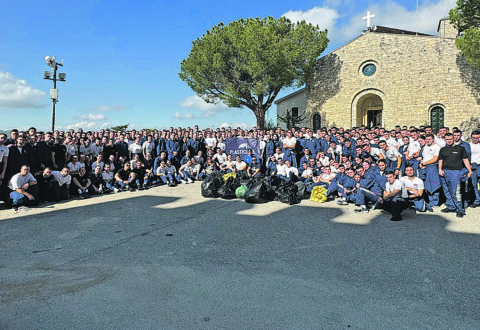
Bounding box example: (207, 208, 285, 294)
(254, 109, 266, 129)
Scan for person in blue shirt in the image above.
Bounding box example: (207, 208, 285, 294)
(243, 149, 254, 164)
(342, 139, 356, 160)
(247, 157, 262, 178)
(266, 154, 277, 176)
(299, 148, 314, 166)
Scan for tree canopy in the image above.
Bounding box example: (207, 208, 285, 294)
(450, 0, 480, 67)
(179, 16, 329, 128)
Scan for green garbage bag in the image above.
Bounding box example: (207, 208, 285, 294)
(235, 185, 248, 198)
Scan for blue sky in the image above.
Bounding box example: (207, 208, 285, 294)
(0, 0, 455, 132)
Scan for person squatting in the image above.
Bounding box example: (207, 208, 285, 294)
(0, 124, 478, 220)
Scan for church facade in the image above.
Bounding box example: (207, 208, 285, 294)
(275, 18, 480, 131)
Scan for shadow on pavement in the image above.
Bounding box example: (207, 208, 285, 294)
(0, 195, 479, 329)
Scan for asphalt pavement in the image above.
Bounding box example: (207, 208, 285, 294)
(1, 183, 479, 329)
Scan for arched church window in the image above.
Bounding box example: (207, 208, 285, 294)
(313, 113, 321, 131)
(430, 106, 445, 132)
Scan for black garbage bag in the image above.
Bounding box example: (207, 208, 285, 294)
(244, 180, 269, 203)
(217, 176, 239, 199)
(244, 177, 277, 203)
(294, 181, 308, 199)
(266, 175, 283, 188)
(201, 171, 223, 198)
(275, 181, 301, 205)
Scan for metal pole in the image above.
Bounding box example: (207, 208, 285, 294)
(52, 64, 57, 132)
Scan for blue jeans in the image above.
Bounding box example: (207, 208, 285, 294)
(440, 170, 464, 213)
(406, 197, 427, 212)
(356, 189, 381, 207)
(471, 163, 480, 205)
(159, 173, 174, 183)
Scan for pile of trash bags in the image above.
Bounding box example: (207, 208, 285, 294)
(201, 171, 310, 205)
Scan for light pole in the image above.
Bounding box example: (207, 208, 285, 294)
(44, 56, 66, 132)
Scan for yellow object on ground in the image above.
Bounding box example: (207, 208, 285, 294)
(310, 186, 328, 203)
(223, 172, 237, 182)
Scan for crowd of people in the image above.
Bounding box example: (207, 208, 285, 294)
(0, 124, 478, 220)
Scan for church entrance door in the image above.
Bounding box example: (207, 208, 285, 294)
(354, 93, 383, 128)
(367, 110, 382, 127)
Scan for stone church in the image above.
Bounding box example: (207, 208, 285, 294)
(275, 17, 480, 131)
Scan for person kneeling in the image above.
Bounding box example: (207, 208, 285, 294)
(114, 163, 137, 192)
(72, 167, 91, 199)
(7, 165, 39, 210)
(381, 171, 409, 221)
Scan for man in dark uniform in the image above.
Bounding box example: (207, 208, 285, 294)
(438, 133, 473, 218)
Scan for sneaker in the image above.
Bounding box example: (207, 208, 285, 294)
(139, 185, 144, 190)
(182, 179, 188, 184)
(456, 212, 466, 218)
(441, 208, 456, 213)
(187, 178, 193, 183)
(354, 207, 369, 213)
(114, 188, 120, 193)
(336, 198, 347, 205)
(125, 185, 130, 190)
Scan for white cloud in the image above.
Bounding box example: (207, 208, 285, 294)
(282, 6, 339, 31)
(65, 121, 97, 130)
(174, 111, 195, 120)
(220, 122, 249, 129)
(0, 71, 45, 109)
(337, 0, 456, 42)
(178, 95, 229, 118)
(283, 1, 456, 47)
(76, 113, 106, 120)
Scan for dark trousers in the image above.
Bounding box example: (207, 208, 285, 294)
(382, 197, 407, 219)
(52, 181, 70, 202)
(38, 181, 54, 201)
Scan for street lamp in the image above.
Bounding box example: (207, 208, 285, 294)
(44, 55, 66, 132)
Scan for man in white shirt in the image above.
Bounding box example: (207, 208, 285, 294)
(128, 137, 143, 160)
(102, 164, 115, 190)
(470, 130, 480, 207)
(204, 132, 217, 152)
(400, 166, 431, 212)
(419, 134, 442, 207)
(233, 155, 247, 175)
(212, 148, 227, 168)
(381, 170, 408, 221)
(273, 158, 288, 180)
(7, 165, 38, 209)
(282, 131, 297, 167)
(51, 167, 72, 201)
(284, 160, 299, 182)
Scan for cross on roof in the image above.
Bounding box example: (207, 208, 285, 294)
(362, 11, 375, 29)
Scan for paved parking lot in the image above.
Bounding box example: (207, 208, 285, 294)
(1, 183, 479, 329)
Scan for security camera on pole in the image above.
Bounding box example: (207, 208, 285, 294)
(44, 56, 66, 132)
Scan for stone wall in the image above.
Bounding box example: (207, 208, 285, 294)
(306, 29, 480, 130)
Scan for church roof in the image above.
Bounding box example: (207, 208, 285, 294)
(370, 25, 433, 36)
